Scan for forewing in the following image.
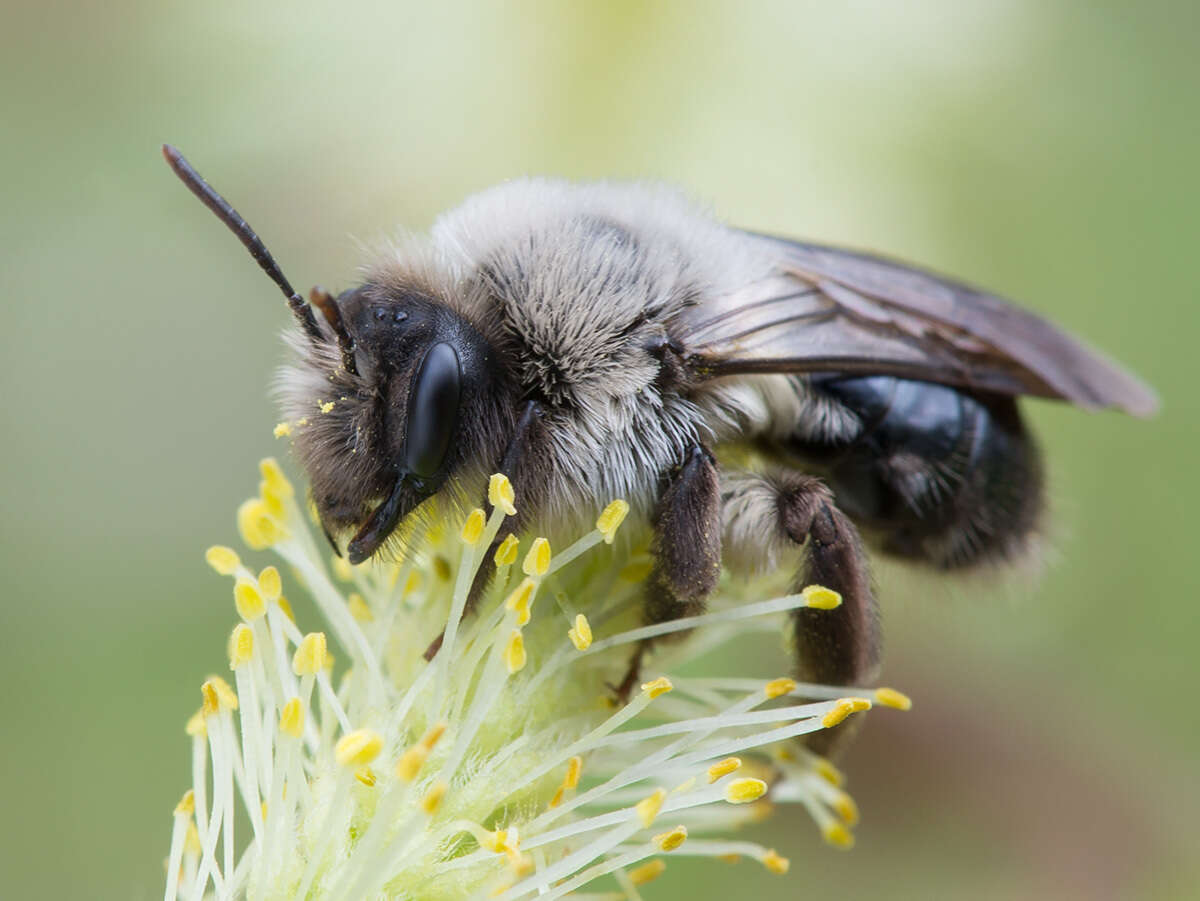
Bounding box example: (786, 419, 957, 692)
(675, 233, 1157, 415)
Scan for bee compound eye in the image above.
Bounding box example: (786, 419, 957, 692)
(403, 342, 461, 480)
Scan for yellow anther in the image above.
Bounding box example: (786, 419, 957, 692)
(672, 777, 696, 794)
(395, 746, 428, 783)
(762, 849, 790, 874)
(635, 788, 667, 827)
(483, 829, 508, 853)
(201, 677, 238, 715)
(279, 698, 304, 738)
(504, 629, 527, 674)
(257, 566, 282, 603)
(331, 555, 354, 583)
(724, 777, 767, 804)
(205, 545, 240, 576)
(875, 687, 913, 710)
(509, 852, 534, 877)
(832, 790, 860, 826)
(433, 555, 452, 582)
(814, 757, 845, 787)
(801, 584, 842, 610)
(488, 474, 517, 516)
(233, 578, 265, 621)
(504, 578, 536, 626)
(237, 498, 286, 550)
(641, 677, 673, 699)
(420, 722, 447, 751)
(493, 534, 519, 567)
(821, 698, 857, 728)
(347, 593, 373, 623)
(522, 538, 551, 577)
(619, 558, 654, 583)
(421, 781, 447, 815)
(822, 821, 855, 849)
(653, 825, 688, 851)
(228, 623, 254, 668)
(595, 499, 630, 543)
(567, 614, 592, 650)
(273, 421, 292, 438)
(259, 457, 294, 499)
(564, 755, 583, 789)
(185, 709, 206, 737)
(293, 632, 328, 676)
(548, 786, 565, 808)
(629, 859, 666, 886)
(849, 696, 872, 712)
(706, 757, 742, 783)
(460, 508, 487, 545)
(174, 789, 195, 816)
(319, 400, 335, 414)
(764, 677, 797, 700)
(276, 595, 296, 622)
(184, 822, 202, 857)
(335, 729, 384, 767)
(356, 767, 376, 787)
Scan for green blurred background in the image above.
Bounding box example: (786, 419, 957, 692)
(2, 1, 1197, 898)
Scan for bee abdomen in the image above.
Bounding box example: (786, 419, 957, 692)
(788, 375, 1043, 568)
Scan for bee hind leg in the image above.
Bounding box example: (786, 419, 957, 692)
(613, 444, 722, 704)
(725, 470, 881, 757)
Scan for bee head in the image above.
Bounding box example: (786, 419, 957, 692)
(160, 145, 510, 565)
(285, 282, 506, 563)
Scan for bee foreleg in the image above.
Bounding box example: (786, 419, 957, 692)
(615, 444, 722, 702)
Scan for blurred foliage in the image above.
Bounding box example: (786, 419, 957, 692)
(1, 1, 1196, 899)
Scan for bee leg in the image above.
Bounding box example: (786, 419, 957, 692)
(614, 444, 722, 703)
(779, 475, 881, 757)
(423, 400, 546, 662)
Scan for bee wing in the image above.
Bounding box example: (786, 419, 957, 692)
(676, 233, 1157, 416)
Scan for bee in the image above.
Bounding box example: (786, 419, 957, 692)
(164, 145, 1155, 749)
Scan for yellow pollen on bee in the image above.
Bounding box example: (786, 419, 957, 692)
(641, 677, 673, 699)
(504, 578, 536, 626)
(706, 757, 742, 783)
(875, 687, 913, 710)
(185, 709, 206, 737)
(257, 566, 282, 602)
(202, 677, 238, 715)
(493, 534, 519, 567)
(174, 789, 195, 816)
(822, 821, 855, 849)
(273, 421, 292, 438)
(653, 825, 688, 851)
(356, 767, 376, 787)
(595, 499, 630, 543)
(801, 584, 842, 609)
(724, 777, 767, 804)
(237, 498, 286, 550)
(228, 624, 254, 668)
(205, 545, 240, 576)
(504, 629, 527, 674)
(764, 677, 797, 700)
(319, 400, 335, 414)
(347, 593, 373, 622)
(522, 538, 551, 577)
(635, 788, 667, 827)
(295, 417, 309, 427)
(629, 859, 666, 886)
(567, 614, 592, 650)
(421, 781, 447, 815)
(762, 849, 790, 874)
(279, 698, 304, 738)
(335, 729, 384, 767)
(460, 508, 487, 544)
(292, 632, 328, 675)
(488, 473, 517, 516)
(233, 578, 266, 621)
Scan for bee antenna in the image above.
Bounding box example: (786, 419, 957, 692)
(309, 286, 359, 376)
(161, 144, 323, 343)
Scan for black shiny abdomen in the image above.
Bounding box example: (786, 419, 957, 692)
(786, 375, 1042, 568)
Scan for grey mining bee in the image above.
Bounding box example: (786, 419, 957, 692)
(164, 145, 1155, 750)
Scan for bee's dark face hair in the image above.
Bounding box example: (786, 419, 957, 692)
(161, 145, 511, 564)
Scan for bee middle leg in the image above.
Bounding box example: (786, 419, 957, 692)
(723, 469, 881, 756)
(614, 444, 722, 702)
